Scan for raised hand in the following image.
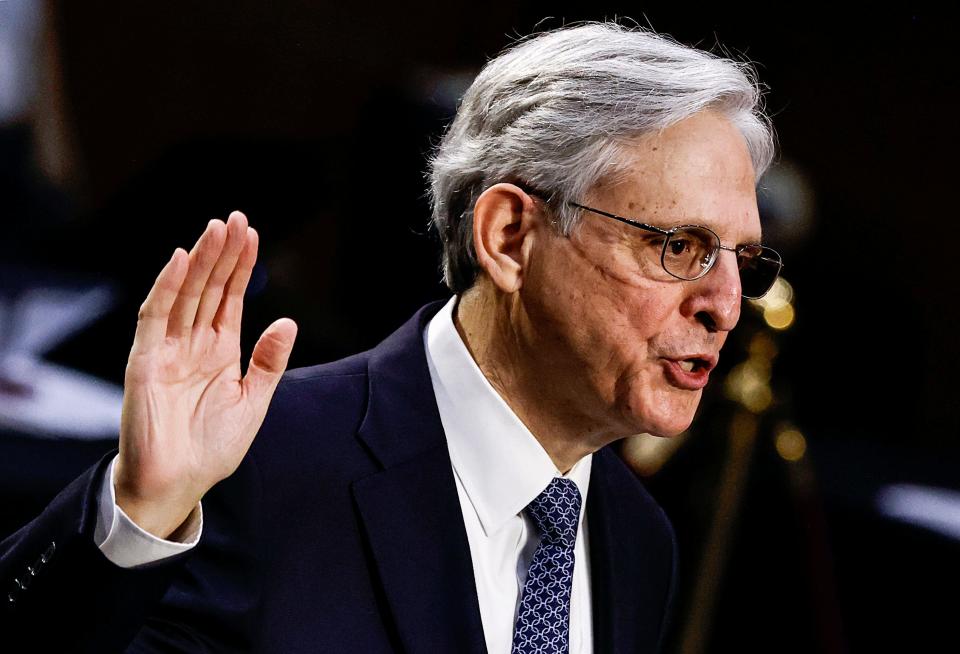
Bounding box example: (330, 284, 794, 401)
(114, 211, 297, 539)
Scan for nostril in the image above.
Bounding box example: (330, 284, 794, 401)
(696, 310, 718, 333)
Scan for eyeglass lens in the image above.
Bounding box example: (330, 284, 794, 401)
(663, 227, 780, 299)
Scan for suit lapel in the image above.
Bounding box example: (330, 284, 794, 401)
(351, 301, 487, 654)
(348, 303, 676, 654)
(588, 446, 677, 653)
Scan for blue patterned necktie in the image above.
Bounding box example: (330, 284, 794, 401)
(512, 476, 583, 654)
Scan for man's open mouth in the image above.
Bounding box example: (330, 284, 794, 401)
(676, 356, 713, 373)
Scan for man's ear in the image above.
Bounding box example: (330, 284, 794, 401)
(472, 183, 541, 294)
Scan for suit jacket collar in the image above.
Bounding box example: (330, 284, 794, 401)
(352, 300, 487, 654)
(588, 446, 677, 653)
(351, 300, 675, 654)
(355, 301, 449, 469)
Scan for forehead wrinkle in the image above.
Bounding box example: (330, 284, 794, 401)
(655, 169, 760, 245)
(587, 110, 762, 248)
(597, 185, 761, 248)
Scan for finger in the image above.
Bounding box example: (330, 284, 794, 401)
(213, 226, 258, 333)
(167, 219, 228, 338)
(243, 317, 298, 406)
(194, 211, 249, 330)
(130, 248, 188, 354)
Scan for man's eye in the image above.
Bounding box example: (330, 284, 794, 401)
(668, 239, 690, 256)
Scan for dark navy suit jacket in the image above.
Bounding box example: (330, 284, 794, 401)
(1, 301, 677, 653)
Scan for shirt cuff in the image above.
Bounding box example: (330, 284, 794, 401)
(94, 454, 203, 568)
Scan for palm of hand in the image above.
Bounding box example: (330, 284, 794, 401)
(115, 212, 297, 538)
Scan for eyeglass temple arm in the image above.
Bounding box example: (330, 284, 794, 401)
(567, 202, 672, 237)
(518, 185, 671, 237)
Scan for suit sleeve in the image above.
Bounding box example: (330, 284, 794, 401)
(0, 450, 264, 653)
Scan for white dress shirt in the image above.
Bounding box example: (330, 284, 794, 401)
(95, 295, 594, 652)
(424, 296, 594, 654)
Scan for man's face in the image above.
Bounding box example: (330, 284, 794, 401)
(520, 110, 761, 439)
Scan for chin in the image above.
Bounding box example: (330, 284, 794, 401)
(620, 395, 699, 438)
(646, 419, 694, 439)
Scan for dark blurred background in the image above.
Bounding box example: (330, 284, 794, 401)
(2, 3, 957, 652)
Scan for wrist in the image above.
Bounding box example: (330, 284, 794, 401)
(113, 472, 203, 540)
(115, 490, 200, 540)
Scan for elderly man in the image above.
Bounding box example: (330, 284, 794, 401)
(1, 22, 779, 653)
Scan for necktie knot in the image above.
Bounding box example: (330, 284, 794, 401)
(525, 477, 582, 548)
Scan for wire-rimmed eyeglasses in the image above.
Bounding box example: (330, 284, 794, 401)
(522, 184, 783, 299)
(567, 201, 783, 299)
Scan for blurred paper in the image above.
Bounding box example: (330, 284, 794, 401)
(877, 483, 960, 541)
(0, 282, 121, 439)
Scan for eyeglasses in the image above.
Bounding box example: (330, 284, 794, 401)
(564, 200, 783, 300)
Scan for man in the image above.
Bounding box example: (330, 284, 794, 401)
(1, 22, 779, 653)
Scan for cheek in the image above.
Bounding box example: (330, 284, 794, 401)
(594, 284, 701, 435)
(539, 255, 658, 365)
(535, 238, 682, 368)
(564, 240, 668, 326)
(598, 278, 681, 371)
(528, 234, 699, 433)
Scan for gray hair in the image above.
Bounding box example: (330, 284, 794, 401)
(428, 21, 776, 293)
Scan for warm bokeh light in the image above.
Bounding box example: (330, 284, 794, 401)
(747, 332, 779, 360)
(621, 431, 689, 477)
(775, 428, 807, 462)
(764, 277, 794, 306)
(750, 277, 796, 331)
(763, 303, 795, 330)
(724, 360, 773, 413)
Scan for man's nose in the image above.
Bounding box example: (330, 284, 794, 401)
(683, 249, 742, 333)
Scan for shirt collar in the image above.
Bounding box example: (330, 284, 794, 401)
(423, 296, 592, 537)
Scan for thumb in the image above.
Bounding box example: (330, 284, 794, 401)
(244, 317, 298, 402)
